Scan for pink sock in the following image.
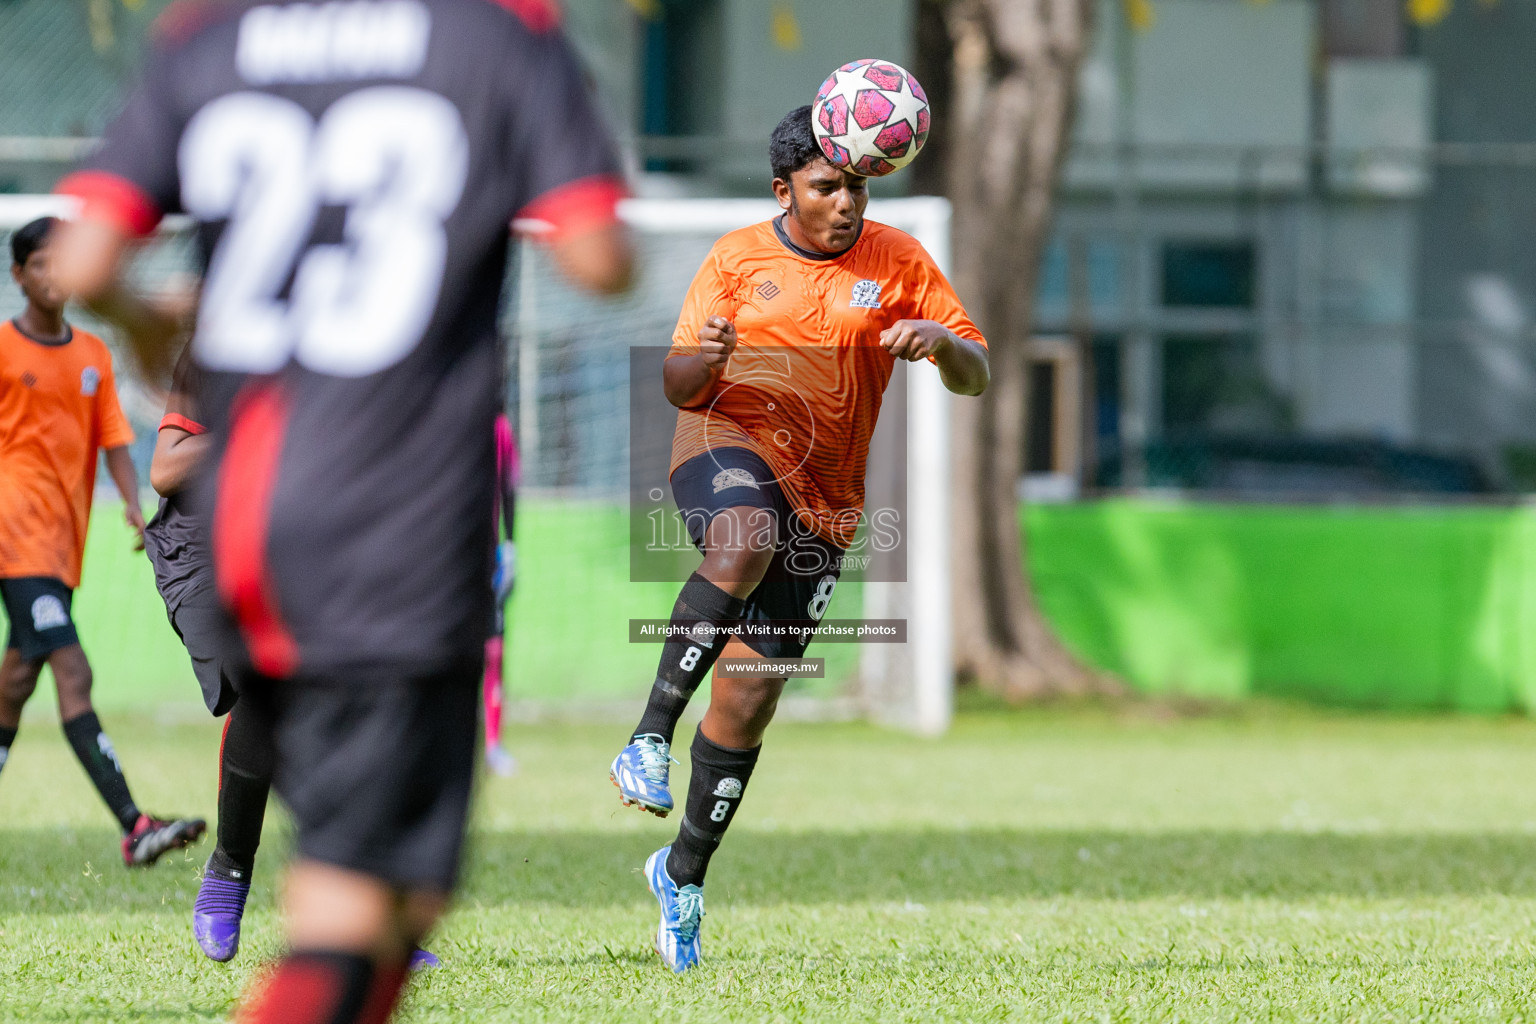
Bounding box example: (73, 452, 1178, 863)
(483, 636, 504, 749)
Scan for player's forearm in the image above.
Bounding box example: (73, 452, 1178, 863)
(935, 336, 990, 396)
(105, 446, 141, 510)
(664, 354, 725, 409)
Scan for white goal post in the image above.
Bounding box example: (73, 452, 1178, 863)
(0, 193, 956, 735)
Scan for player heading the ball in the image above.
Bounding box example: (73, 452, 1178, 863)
(610, 102, 988, 974)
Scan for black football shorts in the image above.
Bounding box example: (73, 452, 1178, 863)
(236, 659, 479, 891)
(669, 446, 843, 660)
(0, 576, 79, 661)
(166, 583, 240, 717)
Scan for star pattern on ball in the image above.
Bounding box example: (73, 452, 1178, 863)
(884, 76, 926, 133)
(834, 117, 888, 164)
(821, 67, 871, 110)
(811, 59, 930, 177)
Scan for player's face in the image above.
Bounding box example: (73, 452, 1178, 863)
(12, 244, 66, 315)
(775, 159, 869, 254)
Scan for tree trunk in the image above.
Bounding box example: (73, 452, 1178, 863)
(940, 0, 1117, 699)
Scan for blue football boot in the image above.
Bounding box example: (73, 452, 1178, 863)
(610, 734, 676, 817)
(645, 846, 704, 973)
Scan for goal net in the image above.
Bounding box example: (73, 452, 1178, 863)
(0, 194, 954, 734)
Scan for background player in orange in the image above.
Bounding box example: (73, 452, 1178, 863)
(0, 216, 204, 866)
(609, 106, 989, 972)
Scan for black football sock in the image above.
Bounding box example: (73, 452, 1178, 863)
(665, 727, 760, 887)
(62, 712, 140, 832)
(631, 573, 746, 745)
(238, 950, 407, 1024)
(0, 724, 15, 778)
(214, 704, 275, 878)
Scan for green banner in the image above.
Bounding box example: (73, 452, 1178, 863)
(1027, 500, 1536, 711)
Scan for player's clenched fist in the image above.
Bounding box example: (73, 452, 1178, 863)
(699, 315, 738, 368)
(880, 319, 953, 362)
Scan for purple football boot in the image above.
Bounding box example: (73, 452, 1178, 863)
(409, 948, 442, 971)
(192, 860, 250, 963)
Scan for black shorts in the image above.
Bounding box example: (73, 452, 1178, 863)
(0, 576, 80, 661)
(166, 583, 239, 717)
(236, 660, 479, 891)
(669, 447, 843, 660)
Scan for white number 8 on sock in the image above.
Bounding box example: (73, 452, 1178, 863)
(710, 799, 731, 822)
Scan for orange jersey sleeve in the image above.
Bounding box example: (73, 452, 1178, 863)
(96, 353, 135, 450)
(669, 247, 739, 357)
(896, 245, 986, 349)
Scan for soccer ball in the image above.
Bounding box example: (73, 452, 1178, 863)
(811, 59, 930, 177)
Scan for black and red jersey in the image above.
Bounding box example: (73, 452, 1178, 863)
(61, 0, 625, 677)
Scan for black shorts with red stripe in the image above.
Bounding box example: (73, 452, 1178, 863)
(234, 659, 479, 891)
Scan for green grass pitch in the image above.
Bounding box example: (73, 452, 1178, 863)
(7, 700, 1536, 1021)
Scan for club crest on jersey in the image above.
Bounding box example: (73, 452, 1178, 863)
(712, 468, 760, 493)
(80, 367, 100, 397)
(713, 777, 743, 798)
(31, 595, 68, 632)
(850, 279, 882, 309)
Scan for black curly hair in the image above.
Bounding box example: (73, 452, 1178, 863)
(769, 105, 822, 182)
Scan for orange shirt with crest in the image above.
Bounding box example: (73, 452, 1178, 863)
(669, 218, 984, 548)
(0, 321, 135, 587)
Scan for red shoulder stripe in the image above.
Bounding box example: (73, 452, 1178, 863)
(515, 174, 626, 242)
(55, 171, 162, 239)
(151, 0, 224, 45)
(159, 412, 207, 436)
(482, 0, 562, 33)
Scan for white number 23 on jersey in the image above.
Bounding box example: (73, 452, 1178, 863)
(179, 87, 470, 377)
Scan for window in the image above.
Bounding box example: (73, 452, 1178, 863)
(1161, 241, 1256, 308)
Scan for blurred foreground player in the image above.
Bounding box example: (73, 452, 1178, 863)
(52, 1, 631, 1020)
(0, 217, 204, 866)
(483, 411, 519, 777)
(145, 351, 439, 970)
(609, 107, 988, 971)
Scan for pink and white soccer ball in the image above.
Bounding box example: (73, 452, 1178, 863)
(811, 59, 930, 177)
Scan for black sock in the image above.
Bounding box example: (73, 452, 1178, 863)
(665, 727, 760, 887)
(631, 573, 746, 745)
(0, 724, 15, 778)
(62, 712, 140, 832)
(214, 704, 274, 878)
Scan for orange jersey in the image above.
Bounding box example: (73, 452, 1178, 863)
(669, 218, 984, 547)
(0, 321, 135, 587)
